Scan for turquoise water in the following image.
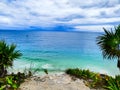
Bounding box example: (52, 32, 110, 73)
(0, 30, 119, 76)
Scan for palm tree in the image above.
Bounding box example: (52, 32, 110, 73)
(97, 25, 120, 70)
(0, 40, 22, 77)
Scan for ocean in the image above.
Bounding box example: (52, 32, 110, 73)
(0, 30, 119, 76)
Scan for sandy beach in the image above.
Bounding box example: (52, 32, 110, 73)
(19, 73, 91, 90)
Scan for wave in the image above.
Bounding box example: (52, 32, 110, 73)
(41, 63, 53, 69)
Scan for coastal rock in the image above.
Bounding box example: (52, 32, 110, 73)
(20, 73, 90, 90)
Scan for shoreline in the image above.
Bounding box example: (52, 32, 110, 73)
(8, 67, 119, 77)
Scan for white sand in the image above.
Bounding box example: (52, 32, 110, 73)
(20, 73, 90, 90)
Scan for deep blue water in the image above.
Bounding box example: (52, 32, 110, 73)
(0, 30, 119, 76)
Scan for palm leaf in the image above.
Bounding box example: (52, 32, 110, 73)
(96, 25, 120, 69)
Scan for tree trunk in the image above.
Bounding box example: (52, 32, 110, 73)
(0, 65, 4, 77)
(0, 65, 6, 77)
(117, 44, 120, 70)
(117, 59, 120, 70)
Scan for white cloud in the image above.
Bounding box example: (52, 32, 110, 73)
(0, 16, 12, 24)
(64, 17, 120, 25)
(0, 0, 120, 31)
(74, 25, 114, 32)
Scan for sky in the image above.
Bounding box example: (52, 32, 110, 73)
(0, 0, 120, 32)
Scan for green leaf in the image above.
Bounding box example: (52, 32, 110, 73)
(0, 85, 6, 90)
(6, 76, 13, 85)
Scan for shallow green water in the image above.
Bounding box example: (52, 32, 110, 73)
(0, 30, 119, 76)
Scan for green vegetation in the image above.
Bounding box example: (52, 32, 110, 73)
(0, 71, 32, 90)
(0, 40, 22, 77)
(97, 25, 120, 69)
(66, 68, 120, 90)
(0, 40, 32, 90)
(105, 75, 120, 90)
(96, 25, 120, 89)
(43, 69, 48, 74)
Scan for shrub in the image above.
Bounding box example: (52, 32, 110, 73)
(66, 68, 120, 89)
(105, 75, 120, 90)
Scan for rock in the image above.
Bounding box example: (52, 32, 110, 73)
(20, 73, 91, 90)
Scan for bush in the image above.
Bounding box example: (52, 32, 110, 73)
(105, 75, 120, 90)
(0, 71, 33, 90)
(66, 68, 120, 89)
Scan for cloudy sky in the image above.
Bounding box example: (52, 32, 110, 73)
(0, 0, 120, 32)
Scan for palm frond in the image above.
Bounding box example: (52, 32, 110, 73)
(0, 40, 22, 68)
(97, 25, 120, 60)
